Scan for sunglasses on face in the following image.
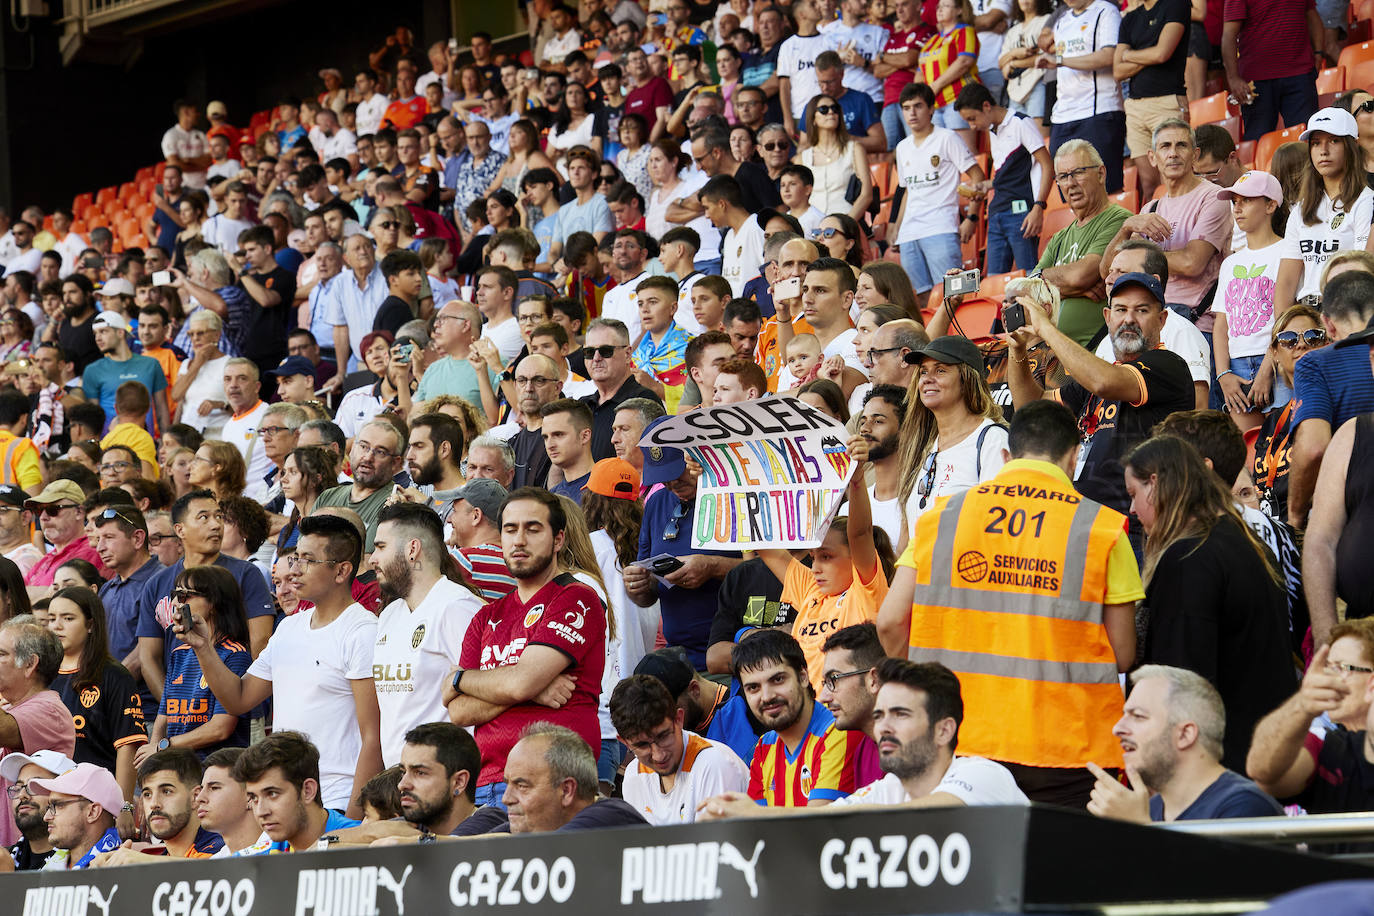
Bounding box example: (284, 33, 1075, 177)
(377, 221, 399, 230)
(815, 104, 839, 115)
(1274, 328, 1328, 348)
(171, 588, 204, 602)
(761, 141, 789, 151)
(811, 227, 841, 239)
(40, 503, 78, 517)
(583, 344, 627, 360)
(1357, 98, 1374, 115)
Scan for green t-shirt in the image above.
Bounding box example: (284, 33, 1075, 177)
(314, 482, 397, 552)
(1036, 204, 1132, 347)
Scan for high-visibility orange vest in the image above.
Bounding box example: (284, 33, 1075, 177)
(907, 460, 1127, 769)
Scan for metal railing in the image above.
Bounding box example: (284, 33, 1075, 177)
(1163, 811, 1374, 848)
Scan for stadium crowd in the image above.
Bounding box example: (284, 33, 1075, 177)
(0, 0, 1373, 874)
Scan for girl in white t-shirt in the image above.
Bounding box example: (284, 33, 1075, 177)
(896, 343, 1008, 550)
(1211, 171, 1291, 432)
(1275, 109, 1374, 310)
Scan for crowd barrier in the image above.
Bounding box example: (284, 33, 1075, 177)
(11, 805, 1374, 915)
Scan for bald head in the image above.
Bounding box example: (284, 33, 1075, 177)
(779, 238, 822, 280)
(518, 353, 560, 378)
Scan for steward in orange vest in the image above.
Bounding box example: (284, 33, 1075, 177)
(877, 400, 1144, 807)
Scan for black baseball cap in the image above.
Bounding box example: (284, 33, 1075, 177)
(0, 484, 28, 509)
(634, 646, 695, 697)
(904, 335, 985, 376)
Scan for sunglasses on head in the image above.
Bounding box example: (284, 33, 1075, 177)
(1274, 328, 1328, 348)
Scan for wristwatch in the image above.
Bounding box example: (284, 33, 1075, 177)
(157, 738, 171, 751)
(1032, 201, 1047, 210)
(451, 669, 465, 695)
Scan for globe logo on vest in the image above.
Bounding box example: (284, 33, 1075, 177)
(957, 551, 989, 584)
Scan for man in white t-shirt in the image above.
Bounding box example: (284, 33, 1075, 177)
(700, 659, 1029, 819)
(598, 230, 652, 344)
(218, 358, 272, 500)
(777, 0, 832, 135)
(860, 386, 906, 547)
(1047, 0, 1126, 193)
(176, 516, 382, 815)
(371, 502, 485, 767)
(161, 101, 212, 189)
(475, 265, 525, 366)
(893, 83, 985, 297)
(612, 675, 748, 825)
(540, 4, 582, 67)
(819, 0, 889, 105)
(701, 175, 766, 299)
(353, 69, 389, 137)
(200, 183, 256, 258)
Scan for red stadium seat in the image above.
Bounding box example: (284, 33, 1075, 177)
(117, 181, 136, 200)
(134, 202, 155, 222)
(1353, 0, 1374, 25)
(85, 213, 108, 229)
(1255, 125, 1306, 174)
(1189, 92, 1233, 126)
(72, 192, 93, 213)
(154, 162, 167, 181)
(1351, 20, 1374, 43)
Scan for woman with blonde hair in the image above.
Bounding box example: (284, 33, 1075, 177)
(896, 336, 1006, 548)
(165, 446, 197, 499)
(1123, 435, 1292, 770)
(188, 440, 247, 501)
(416, 394, 487, 461)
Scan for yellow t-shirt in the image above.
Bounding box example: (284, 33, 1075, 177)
(783, 556, 888, 692)
(100, 423, 159, 478)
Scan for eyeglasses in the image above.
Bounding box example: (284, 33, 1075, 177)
(286, 554, 337, 570)
(515, 375, 557, 387)
(171, 588, 204, 602)
(45, 799, 89, 817)
(355, 443, 399, 460)
(1194, 165, 1224, 181)
(1325, 660, 1374, 676)
(1054, 166, 1099, 185)
(149, 533, 180, 546)
(916, 450, 939, 509)
(5, 781, 41, 798)
(99, 461, 133, 473)
(1274, 328, 1328, 349)
(815, 104, 839, 115)
(517, 314, 545, 324)
(822, 667, 873, 692)
(583, 344, 627, 360)
(40, 503, 79, 517)
(257, 425, 294, 437)
(811, 228, 841, 239)
(627, 723, 679, 753)
(1357, 98, 1374, 115)
(761, 141, 789, 151)
(663, 500, 688, 541)
(865, 346, 901, 364)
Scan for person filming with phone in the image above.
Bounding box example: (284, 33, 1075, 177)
(1007, 271, 1194, 558)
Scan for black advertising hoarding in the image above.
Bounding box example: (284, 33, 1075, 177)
(10, 806, 1372, 915)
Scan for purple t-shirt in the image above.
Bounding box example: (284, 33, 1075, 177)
(1148, 179, 1234, 331)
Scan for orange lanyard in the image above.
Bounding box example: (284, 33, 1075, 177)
(1262, 401, 1296, 490)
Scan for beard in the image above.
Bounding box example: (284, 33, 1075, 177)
(62, 299, 86, 316)
(1110, 323, 1147, 359)
(148, 805, 192, 841)
(378, 554, 414, 606)
(14, 804, 44, 834)
(753, 687, 806, 733)
(401, 789, 452, 829)
(507, 549, 555, 581)
(867, 431, 900, 462)
(410, 454, 443, 487)
(879, 725, 940, 780)
(1127, 735, 1176, 793)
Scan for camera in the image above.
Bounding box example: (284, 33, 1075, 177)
(943, 268, 980, 299)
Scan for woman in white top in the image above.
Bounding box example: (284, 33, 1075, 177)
(896, 337, 1008, 551)
(998, 0, 1053, 130)
(646, 138, 690, 239)
(547, 82, 597, 178)
(797, 94, 872, 219)
(1274, 108, 1374, 312)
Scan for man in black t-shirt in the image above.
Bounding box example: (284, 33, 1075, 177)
(374, 249, 422, 335)
(0, 749, 75, 870)
(236, 225, 296, 378)
(57, 275, 100, 373)
(1008, 271, 1194, 520)
(507, 354, 564, 489)
(1118, 0, 1190, 200)
(705, 557, 791, 675)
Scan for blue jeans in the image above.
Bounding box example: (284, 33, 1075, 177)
(1008, 82, 1047, 120)
(1240, 74, 1320, 142)
(985, 206, 1040, 274)
(881, 101, 909, 151)
(900, 232, 963, 295)
(475, 782, 507, 810)
(979, 67, 1006, 104)
(932, 104, 969, 130)
(1051, 110, 1126, 192)
(597, 738, 626, 784)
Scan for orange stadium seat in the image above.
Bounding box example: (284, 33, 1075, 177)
(1210, 116, 1241, 144)
(1353, 0, 1374, 26)
(81, 203, 101, 223)
(71, 219, 87, 235)
(1189, 92, 1233, 126)
(134, 166, 155, 183)
(72, 191, 92, 213)
(134, 202, 154, 222)
(1316, 67, 1345, 95)
(154, 162, 167, 180)
(1339, 41, 1374, 90)
(1237, 139, 1256, 168)
(1038, 208, 1077, 256)
(1255, 125, 1305, 174)
(1108, 189, 1139, 212)
(94, 186, 117, 206)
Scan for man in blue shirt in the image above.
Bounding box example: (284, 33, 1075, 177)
(799, 51, 885, 155)
(146, 165, 185, 254)
(1288, 270, 1374, 527)
(135, 490, 275, 712)
(1086, 665, 1283, 823)
(81, 311, 169, 435)
(93, 503, 162, 720)
(624, 418, 742, 669)
(548, 148, 614, 268)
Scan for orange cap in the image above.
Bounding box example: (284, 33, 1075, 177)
(584, 457, 640, 501)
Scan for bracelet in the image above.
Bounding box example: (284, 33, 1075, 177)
(1216, 369, 1236, 380)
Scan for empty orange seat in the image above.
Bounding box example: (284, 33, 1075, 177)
(1121, 164, 1139, 197)
(1255, 125, 1306, 173)
(1316, 67, 1345, 94)
(94, 186, 117, 206)
(1108, 189, 1139, 213)
(103, 198, 126, 220)
(154, 161, 167, 180)
(134, 166, 155, 183)
(42, 215, 54, 232)
(1189, 92, 1233, 126)
(72, 191, 93, 213)
(134, 202, 155, 222)
(1038, 208, 1078, 255)
(1339, 41, 1374, 91)
(1353, 0, 1374, 26)
(86, 213, 108, 229)
(71, 219, 87, 235)
(117, 181, 136, 199)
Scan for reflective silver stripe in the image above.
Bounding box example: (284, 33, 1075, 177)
(1, 437, 19, 486)
(911, 646, 1120, 685)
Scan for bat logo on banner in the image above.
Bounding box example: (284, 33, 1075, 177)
(819, 435, 851, 478)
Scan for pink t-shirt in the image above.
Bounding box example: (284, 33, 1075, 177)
(23, 537, 107, 588)
(0, 690, 78, 847)
(1148, 178, 1234, 332)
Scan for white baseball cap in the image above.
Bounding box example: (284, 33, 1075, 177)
(91, 310, 131, 333)
(1299, 107, 1359, 141)
(0, 749, 78, 784)
(97, 278, 135, 299)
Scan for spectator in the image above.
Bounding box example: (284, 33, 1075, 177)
(918, 0, 981, 148)
(1252, 306, 1327, 524)
(1195, 124, 1248, 252)
(402, 412, 468, 524)
(631, 276, 692, 406)
(955, 83, 1054, 275)
(599, 231, 652, 342)
(161, 101, 211, 189)
(1008, 272, 1193, 531)
(314, 420, 405, 552)
(701, 177, 768, 300)
(413, 302, 497, 413)
(133, 749, 222, 857)
(1101, 120, 1233, 334)
(0, 749, 75, 870)
(23, 480, 106, 592)
(540, 399, 597, 505)
(578, 318, 663, 460)
(501, 723, 647, 831)
(234, 731, 359, 852)
(497, 355, 560, 489)
(448, 478, 517, 601)
(999, 0, 1053, 128)
(1221, 0, 1320, 142)
(170, 310, 230, 437)
(857, 386, 907, 544)
(622, 47, 674, 141)
(712, 359, 768, 404)
(807, 52, 886, 156)
(1089, 665, 1283, 821)
(1048, 0, 1127, 193)
(53, 274, 100, 373)
(81, 313, 170, 437)
(892, 83, 983, 300)
(29, 762, 122, 870)
(610, 674, 749, 824)
(0, 487, 40, 577)
(179, 514, 381, 816)
(447, 489, 607, 808)
(1247, 622, 1374, 812)
(192, 747, 265, 856)
(776, 0, 830, 139)
(1115, 0, 1189, 200)
(1288, 270, 1374, 531)
(1123, 436, 1294, 771)
(0, 391, 41, 492)
(875, 0, 931, 150)
(216, 359, 271, 502)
